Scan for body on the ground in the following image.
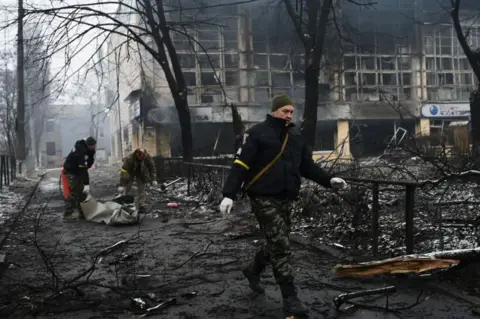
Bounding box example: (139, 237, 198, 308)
(62, 137, 97, 220)
(220, 93, 347, 317)
(118, 148, 157, 213)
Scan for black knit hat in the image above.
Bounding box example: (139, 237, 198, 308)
(85, 136, 97, 146)
(271, 93, 294, 112)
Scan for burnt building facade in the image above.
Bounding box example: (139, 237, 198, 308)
(106, 0, 480, 160)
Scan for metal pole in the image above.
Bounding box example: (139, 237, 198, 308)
(16, 0, 26, 163)
(371, 183, 380, 256)
(405, 185, 416, 254)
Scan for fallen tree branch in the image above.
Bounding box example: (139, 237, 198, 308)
(333, 286, 396, 309)
(171, 241, 213, 270)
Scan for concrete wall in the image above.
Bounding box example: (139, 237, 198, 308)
(39, 104, 111, 167)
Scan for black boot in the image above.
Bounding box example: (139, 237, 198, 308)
(242, 249, 268, 293)
(280, 282, 309, 316)
(242, 265, 265, 293)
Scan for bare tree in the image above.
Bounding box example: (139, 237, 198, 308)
(18, 0, 239, 161)
(282, 0, 374, 147)
(0, 51, 17, 155)
(450, 0, 480, 165)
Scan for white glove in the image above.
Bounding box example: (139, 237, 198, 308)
(330, 177, 348, 190)
(83, 185, 90, 194)
(152, 181, 158, 186)
(117, 186, 125, 194)
(219, 197, 233, 215)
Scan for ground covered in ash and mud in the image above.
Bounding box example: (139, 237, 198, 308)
(0, 164, 478, 318)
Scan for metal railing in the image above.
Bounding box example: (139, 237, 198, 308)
(154, 158, 478, 256)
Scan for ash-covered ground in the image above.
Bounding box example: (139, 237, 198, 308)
(0, 162, 478, 318)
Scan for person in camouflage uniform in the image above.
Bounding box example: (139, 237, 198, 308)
(220, 93, 348, 316)
(63, 137, 97, 220)
(117, 148, 157, 213)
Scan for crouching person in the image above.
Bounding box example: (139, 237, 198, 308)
(63, 136, 97, 220)
(219, 94, 348, 316)
(117, 148, 157, 214)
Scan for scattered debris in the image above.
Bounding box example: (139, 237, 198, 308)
(333, 286, 396, 309)
(138, 292, 197, 317)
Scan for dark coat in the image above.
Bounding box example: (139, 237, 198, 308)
(222, 114, 332, 200)
(63, 139, 95, 185)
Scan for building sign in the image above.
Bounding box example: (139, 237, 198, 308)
(420, 103, 470, 118)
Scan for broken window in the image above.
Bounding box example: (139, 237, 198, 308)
(455, 58, 470, 70)
(200, 72, 219, 86)
(197, 28, 220, 52)
(254, 71, 269, 86)
(224, 54, 238, 69)
(361, 73, 376, 86)
(198, 54, 220, 69)
(183, 72, 196, 86)
(398, 58, 411, 70)
(344, 72, 357, 86)
(200, 88, 222, 104)
(441, 58, 453, 70)
(382, 74, 397, 86)
(400, 73, 411, 86)
(271, 72, 291, 87)
(459, 73, 473, 86)
(223, 27, 237, 52)
(402, 88, 412, 99)
(379, 57, 396, 70)
(360, 57, 375, 70)
(426, 57, 435, 70)
(270, 55, 290, 70)
(254, 54, 268, 69)
(225, 71, 239, 86)
(344, 56, 356, 70)
(177, 54, 196, 68)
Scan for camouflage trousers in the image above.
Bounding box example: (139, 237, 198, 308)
(125, 179, 146, 208)
(64, 173, 87, 214)
(247, 196, 294, 284)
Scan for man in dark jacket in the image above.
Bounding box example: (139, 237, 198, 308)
(219, 94, 347, 316)
(63, 136, 96, 220)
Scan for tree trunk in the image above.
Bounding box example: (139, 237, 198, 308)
(302, 64, 320, 147)
(173, 95, 193, 162)
(470, 85, 480, 167)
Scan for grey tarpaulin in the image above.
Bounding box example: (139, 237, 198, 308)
(80, 195, 139, 225)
